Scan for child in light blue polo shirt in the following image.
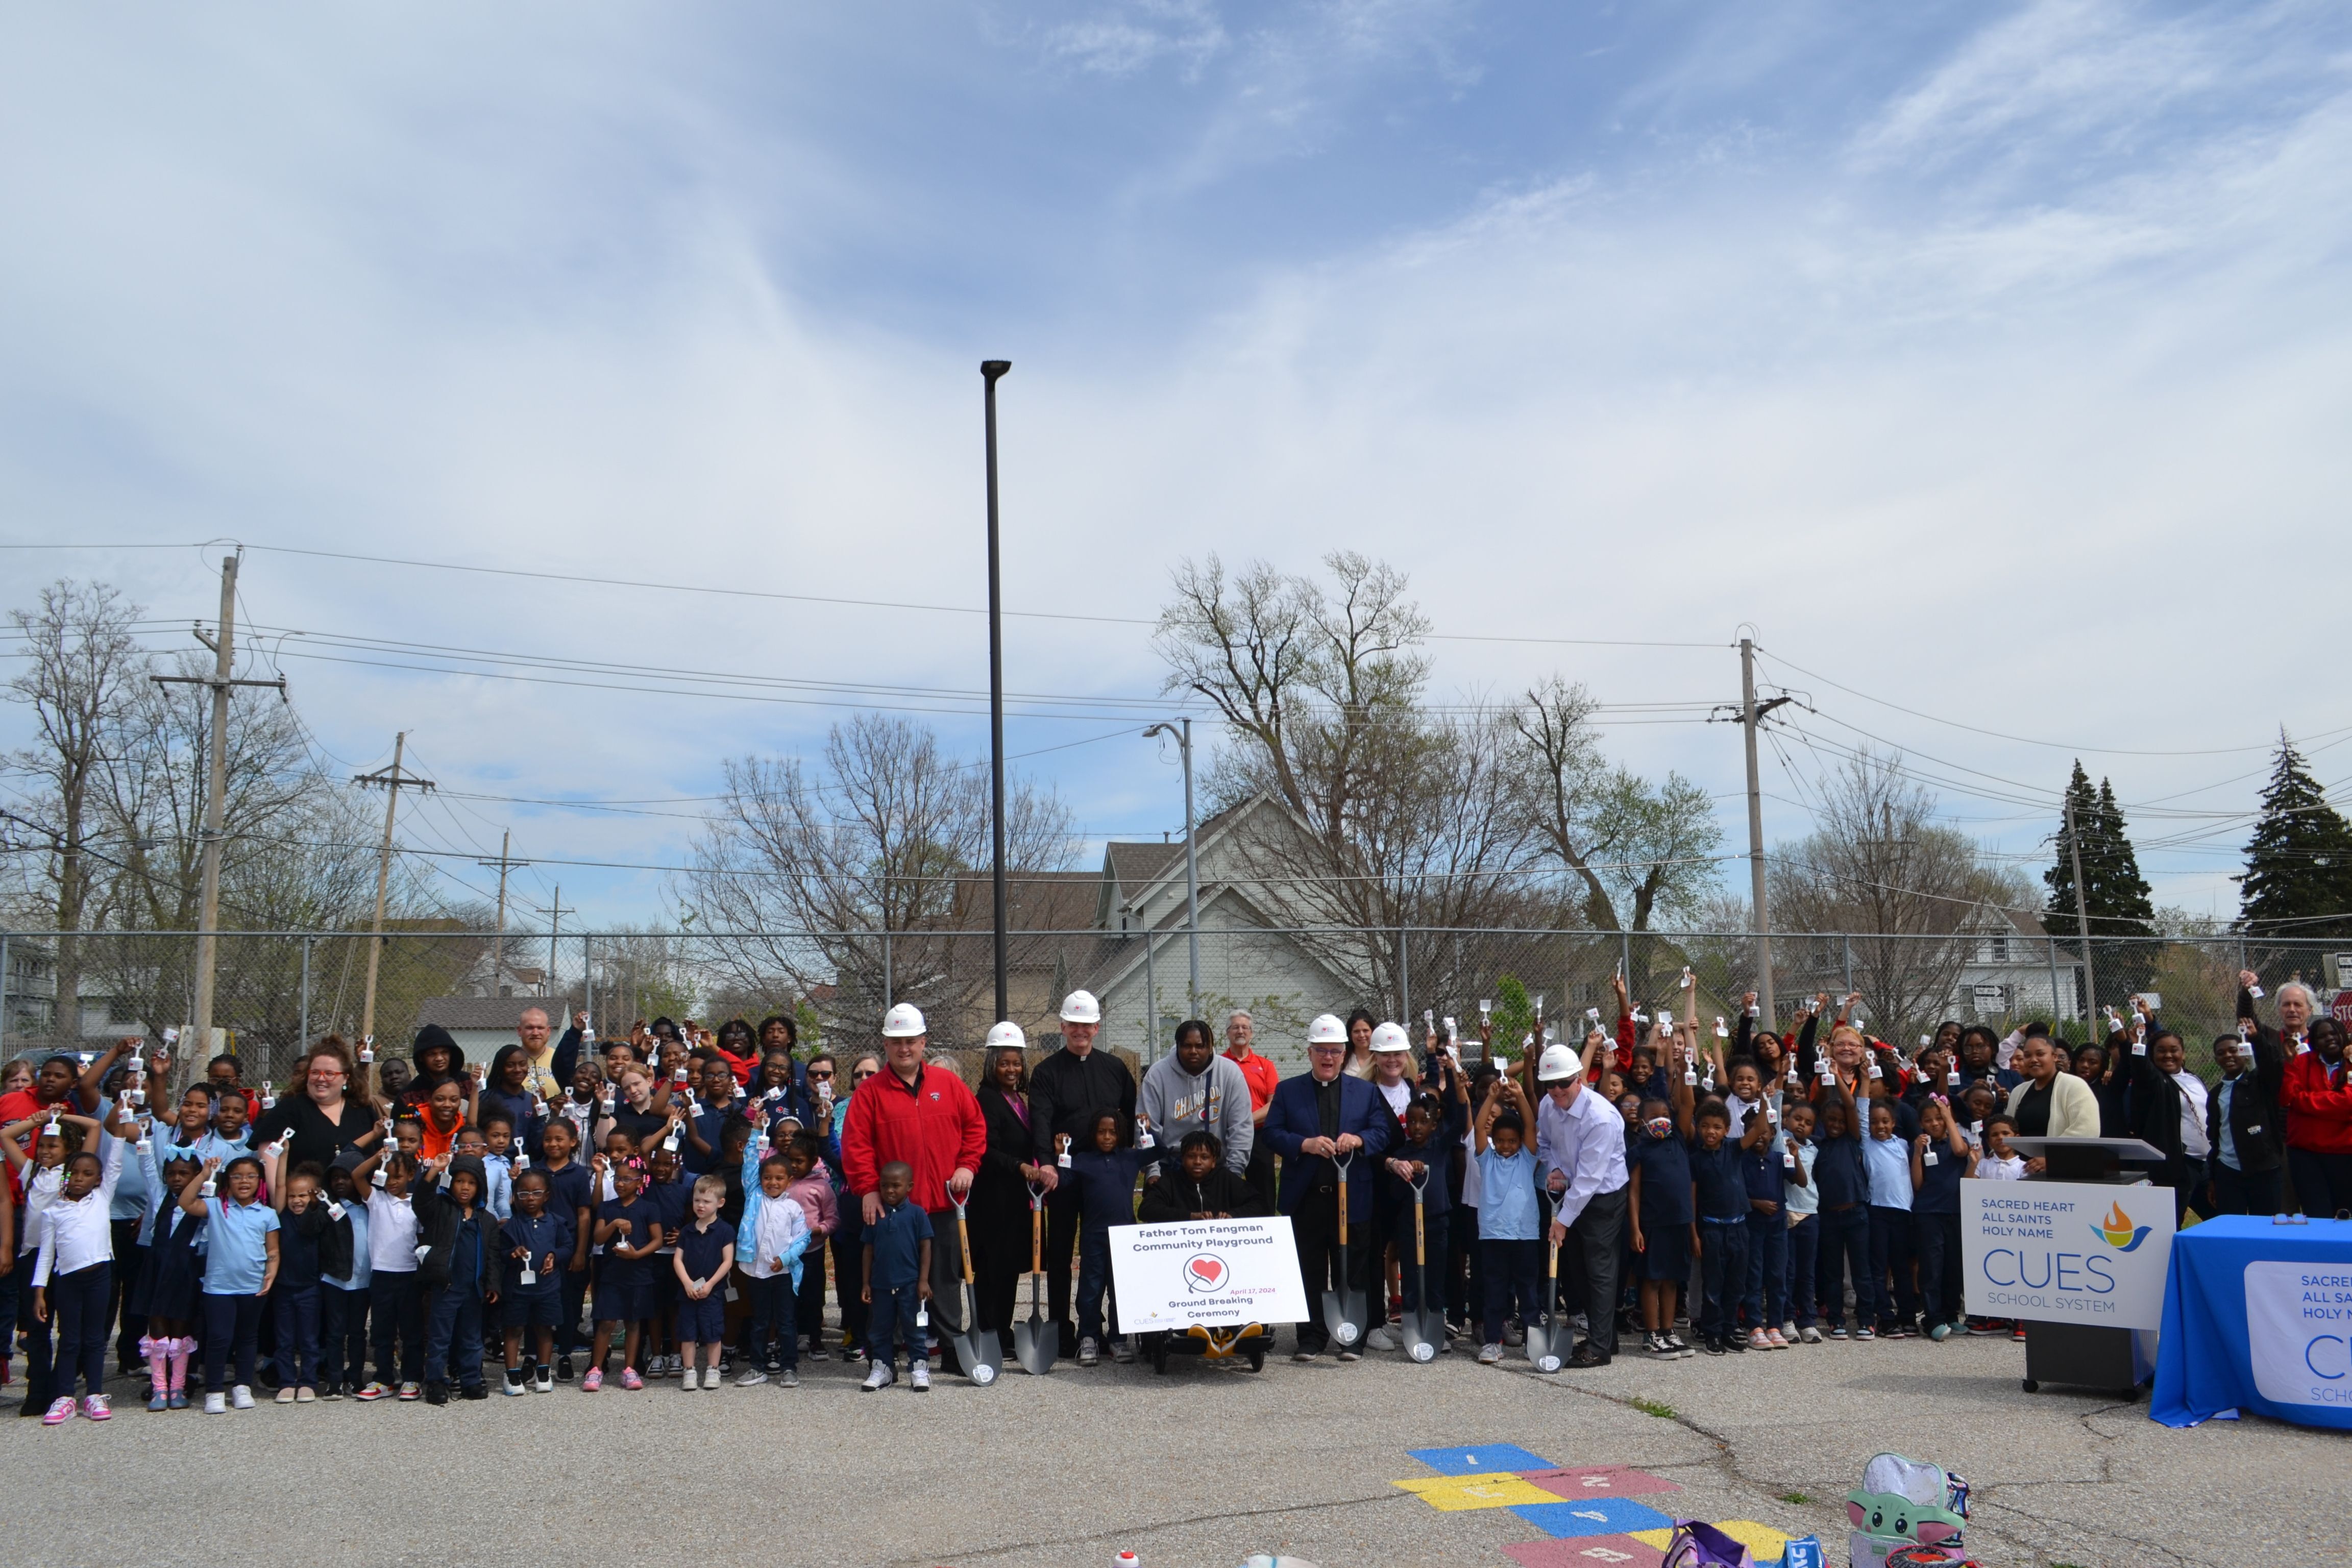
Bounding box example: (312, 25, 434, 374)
(179, 1153, 280, 1411)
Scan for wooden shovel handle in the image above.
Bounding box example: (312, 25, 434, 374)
(1030, 1198, 1043, 1274)
(955, 1204, 977, 1286)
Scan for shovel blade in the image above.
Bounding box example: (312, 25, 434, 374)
(1321, 1288, 1368, 1348)
(1404, 1306, 1444, 1364)
(1524, 1314, 1562, 1373)
(951, 1329, 1001, 1385)
(1013, 1317, 1056, 1376)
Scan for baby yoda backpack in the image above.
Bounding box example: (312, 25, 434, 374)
(1846, 1453, 1970, 1568)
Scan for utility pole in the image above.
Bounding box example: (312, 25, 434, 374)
(1143, 719, 1200, 1017)
(2064, 791, 2097, 1029)
(476, 829, 526, 991)
(981, 358, 1012, 1024)
(1738, 638, 1792, 1026)
(354, 734, 434, 1047)
(547, 886, 572, 1000)
(152, 551, 285, 1055)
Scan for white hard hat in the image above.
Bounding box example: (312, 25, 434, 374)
(1059, 990, 1102, 1025)
(1307, 1013, 1348, 1046)
(984, 1020, 1027, 1051)
(880, 1002, 927, 1039)
(1369, 1021, 1411, 1053)
(1536, 1043, 1583, 1083)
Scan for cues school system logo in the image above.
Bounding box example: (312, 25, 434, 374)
(1184, 1254, 1231, 1293)
(2090, 1200, 2154, 1253)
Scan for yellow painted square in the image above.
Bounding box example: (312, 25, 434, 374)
(1391, 1472, 1563, 1511)
(1630, 1522, 1792, 1561)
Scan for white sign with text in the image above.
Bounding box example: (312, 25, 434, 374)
(1109, 1216, 1309, 1333)
(1961, 1179, 2175, 1330)
(2244, 1260, 2352, 1412)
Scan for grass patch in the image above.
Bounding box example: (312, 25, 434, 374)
(1630, 1397, 1677, 1419)
(1778, 1491, 1811, 1505)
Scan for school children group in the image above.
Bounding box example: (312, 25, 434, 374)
(0, 967, 2330, 1424)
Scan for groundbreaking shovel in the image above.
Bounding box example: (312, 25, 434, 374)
(1012, 1180, 1055, 1376)
(947, 1195, 1001, 1385)
(1402, 1172, 1442, 1363)
(1319, 1149, 1369, 1350)
(1523, 1233, 1563, 1373)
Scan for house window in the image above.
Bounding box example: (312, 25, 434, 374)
(1986, 936, 2008, 964)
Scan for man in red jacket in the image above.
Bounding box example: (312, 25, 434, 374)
(840, 1003, 989, 1366)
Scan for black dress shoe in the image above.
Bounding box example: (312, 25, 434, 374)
(1565, 1344, 1612, 1369)
(458, 1383, 488, 1401)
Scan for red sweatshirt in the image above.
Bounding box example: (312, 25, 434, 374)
(2282, 1049, 2352, 1156)
(839, 1062, 987, 1212)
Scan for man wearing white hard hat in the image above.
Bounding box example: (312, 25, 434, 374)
(1264, 1012, 1392, 1361)
(838, 1002, 988, 1385)
(1027, 989, 1138, 1359)
(1533, 1033, 1628, 1367)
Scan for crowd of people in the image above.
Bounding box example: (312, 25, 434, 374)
(0, 966, 2343, 1424)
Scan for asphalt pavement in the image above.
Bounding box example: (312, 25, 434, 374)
(3, 1330, 2336, 1567)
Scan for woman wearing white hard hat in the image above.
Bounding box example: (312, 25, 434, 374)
(1027, 989, 1137, 1359)
(972, 1022, 1045, 1354)
(1263, 1012, 1393, 1361)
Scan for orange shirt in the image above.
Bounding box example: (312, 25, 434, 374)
(1224, 1048, 1279, 1114)
(419, 1113, 462, 1162)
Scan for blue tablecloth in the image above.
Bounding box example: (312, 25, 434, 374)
(2151, 1215, 2352, 1429)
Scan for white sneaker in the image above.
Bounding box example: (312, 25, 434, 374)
(204, 1391, 227, 1414)
(1111, 1336, 1134, 1364)
(1800, 1326, 1824, 1344)
(1365, 1325, 1398, 1352)
(680, 1366, 699, 1390)
(701, 1367, 721, 1391)
(909, 1362, 930, 1391)
(230, 1385, 255, 1410)
(734, 1367, 769, 1386)
(1477, 1342, 1504, 1365)
(1782, 1320, 1799, 1339)
(1077, 1337, 1100, 1367)
(861, 1362, 894, 1392)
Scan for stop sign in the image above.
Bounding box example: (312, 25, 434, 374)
(2335, 991, 2352, 1026)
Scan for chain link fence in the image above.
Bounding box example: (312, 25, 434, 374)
(6, 925, 2348, 1085)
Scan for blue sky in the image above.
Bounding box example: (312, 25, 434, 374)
(4, 0, 2348, 934)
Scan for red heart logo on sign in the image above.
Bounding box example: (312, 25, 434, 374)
(1185, 1255, 1227, 1291)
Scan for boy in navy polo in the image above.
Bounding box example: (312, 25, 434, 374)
(1627, 1096, 1693, 1359)
(500, 1168, 574, 1393)
(859, 1160, 933, 1393)
(1909, 1097, 1975, 1339)
(672, 1174, 737, 1390)
(1688, 1093, 1771, 1354)
(535, 1117, 594, 1382)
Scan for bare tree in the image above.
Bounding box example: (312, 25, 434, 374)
(685, 714, 1077, 1049)
(3, 580, 146, 1035)
(1509, 673, 1723, 932)
(1767, 748, 2030, 1037)
(1158, 552, 1548, 1007)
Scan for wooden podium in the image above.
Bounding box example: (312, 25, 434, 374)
(2006, 1136, 2166, 1399)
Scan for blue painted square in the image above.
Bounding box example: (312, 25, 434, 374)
(1408, 1443, 1558, 1476)
(1509, 1498, 1677, 1539)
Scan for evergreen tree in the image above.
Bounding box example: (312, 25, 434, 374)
(2047, 762, 2160, 997)
(2239, 734, 2352, 940)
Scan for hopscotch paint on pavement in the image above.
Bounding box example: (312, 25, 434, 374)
(1393, 1441, 1790, 1566)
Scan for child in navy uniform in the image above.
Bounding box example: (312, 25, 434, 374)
(1373, 1085, 1464, 1355)
(320, 1154, 371, 1398)
(411, 1152, 497, 1403)
(1810, 1083, 1871, 1340)
(263, 1152, 350, 1403)
(534, 1116, 594, 1381)
(500, 1167, 574, 1393)
(1687, 1083, 1773, 1355)
(1628, 1096, 1693, 1359)
(1065, 1110, 1162, 1368)
(860, 1160, 933, 1393)
(672, 1173, 737, 1390)
(1909, 1096, 1976, 1339)
(587, 1155, 664, 1391)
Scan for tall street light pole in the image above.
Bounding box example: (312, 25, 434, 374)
(982, 359, 1012, 1024)
(1143, 719, 1199, 1018)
